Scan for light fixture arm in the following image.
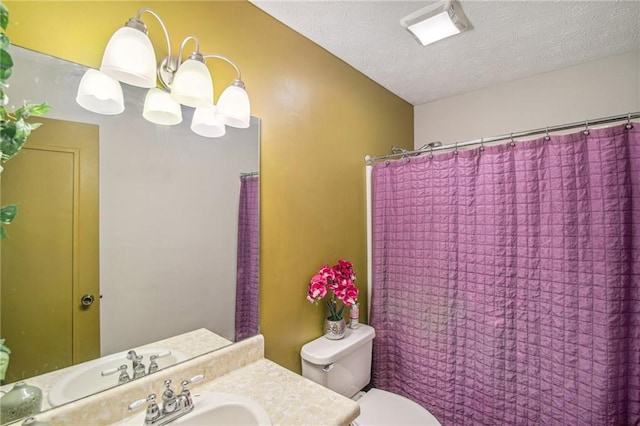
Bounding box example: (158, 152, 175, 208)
(128, 7, 184, 89)
(202, 54, 245, 89)
(178, 35, 203, 63)
(131, 8, 175, 72)
(157, 35, 206, 90)
(126, 8, 244, 91)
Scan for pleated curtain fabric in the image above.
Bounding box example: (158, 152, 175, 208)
(234, 175, 260, 341)
(370, 123, 640, 425)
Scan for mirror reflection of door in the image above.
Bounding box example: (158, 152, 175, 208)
(0, 117, 99, 383)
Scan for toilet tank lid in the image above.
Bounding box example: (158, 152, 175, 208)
(301, 324, 375, 365)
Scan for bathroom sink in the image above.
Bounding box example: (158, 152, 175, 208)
(122, 393, 271, 426)
(48, 347, 188, 407)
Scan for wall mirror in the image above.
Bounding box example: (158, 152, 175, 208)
(0, 46, 260, 417)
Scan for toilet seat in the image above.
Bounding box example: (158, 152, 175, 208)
(351, 388, 441, 426)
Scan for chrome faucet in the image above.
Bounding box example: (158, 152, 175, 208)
(102, 350, 174, 385)
(127, 350, 146, 379)
(126, 350, 140, 367)
(128, 374, 204, 426)
(161, 380, 178, 414)
(175, 377, 198, 411)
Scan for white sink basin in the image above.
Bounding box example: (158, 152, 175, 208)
(48, 347, 188, 407)
(123, 393, 271, 426)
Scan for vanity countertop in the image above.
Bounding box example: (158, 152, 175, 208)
(177, 358, 360, 426)
(0, 328, 231, 412)
(34, 334, 359, 426)
(114, 358, 360, 426)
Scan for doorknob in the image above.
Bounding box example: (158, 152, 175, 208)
(81, 294, 95, 306)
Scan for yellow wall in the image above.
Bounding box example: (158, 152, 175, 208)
(6, 1, 413, 373)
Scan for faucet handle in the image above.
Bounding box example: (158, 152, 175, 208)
(101, 366, 120, 376)
(101, 364, 130, 384)
(151, 350, 172, 359)
(178, 374, 204, 410)
(128, 393, 157, 411)
(148, 350, 172, 374)
(180, 374, 204, 391)
(128, 394, 160, 423)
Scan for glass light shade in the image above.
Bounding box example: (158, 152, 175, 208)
(76, 69, 124, 115)
(191, 105, 226, 138)
(407, 11, 461, 46)
(215, 85, 250, 129)
(100, 27, 157, 88)
(170, 59, 214, 108)
(143, 88, 183, 125)
(401, 1, 468, 47)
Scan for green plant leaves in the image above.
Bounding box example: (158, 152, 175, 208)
(0, 203, 17, 239)
(0, 16, 10, 86)
(0, 46, 11, 84)
(0, 3, 8, 32)
(0, 204, 17, 224)
(0, 3, 49, 237)
(1, 119, 25, 161)
(0, 33, 8, 50)
(15, 101, 51, 120)
(1, 101, 51, 162)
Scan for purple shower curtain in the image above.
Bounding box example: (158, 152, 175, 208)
(235, 174, 259, 341)
(371, 123, 640, 425)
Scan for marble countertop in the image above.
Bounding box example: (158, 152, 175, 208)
(22, 334, 359, 426)
(115, 358, 360, 426)
(1, 328, 231, 412)
(184, 359, 359, 426)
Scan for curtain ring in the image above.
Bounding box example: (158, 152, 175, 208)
(428, 145, 434, 159)
(510, 132, 515, 147)
(544, 127, 551, 141)
(479, 137, 485, 152)
(385, 160, 390, 166)
(626, 112, 634, 130)
(454, 141, 459, 155)
(583, 120, 590, 135)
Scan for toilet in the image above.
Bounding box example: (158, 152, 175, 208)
(301, 324, 441, 426)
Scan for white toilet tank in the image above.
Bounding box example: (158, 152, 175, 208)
(301, 324, 376, 398)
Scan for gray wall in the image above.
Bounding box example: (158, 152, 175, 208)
(414, 51, 640, 147)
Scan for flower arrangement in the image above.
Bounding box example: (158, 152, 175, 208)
(307, 259, 359, 321)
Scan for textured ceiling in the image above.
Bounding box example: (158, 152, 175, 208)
(249, 0, 640, 106)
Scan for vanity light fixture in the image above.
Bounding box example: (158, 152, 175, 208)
(400, 0, 469, 46)
(76, 7, 251, 137)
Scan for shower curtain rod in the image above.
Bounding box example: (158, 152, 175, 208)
(240, 171, 259, 177)
(364, 111, 640, 164)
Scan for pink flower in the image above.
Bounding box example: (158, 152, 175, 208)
(343, 284, 359, 306)
(334, 285, 346, 301)
(307, 278, 327, 302)
(319, 265, 335, 281)
(327, 278, 340, 291)
(307, 259, 359, 320)
(310, 273, 326, 285)
(337, 259, 352, 270)
(336, 259, 355, 278)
